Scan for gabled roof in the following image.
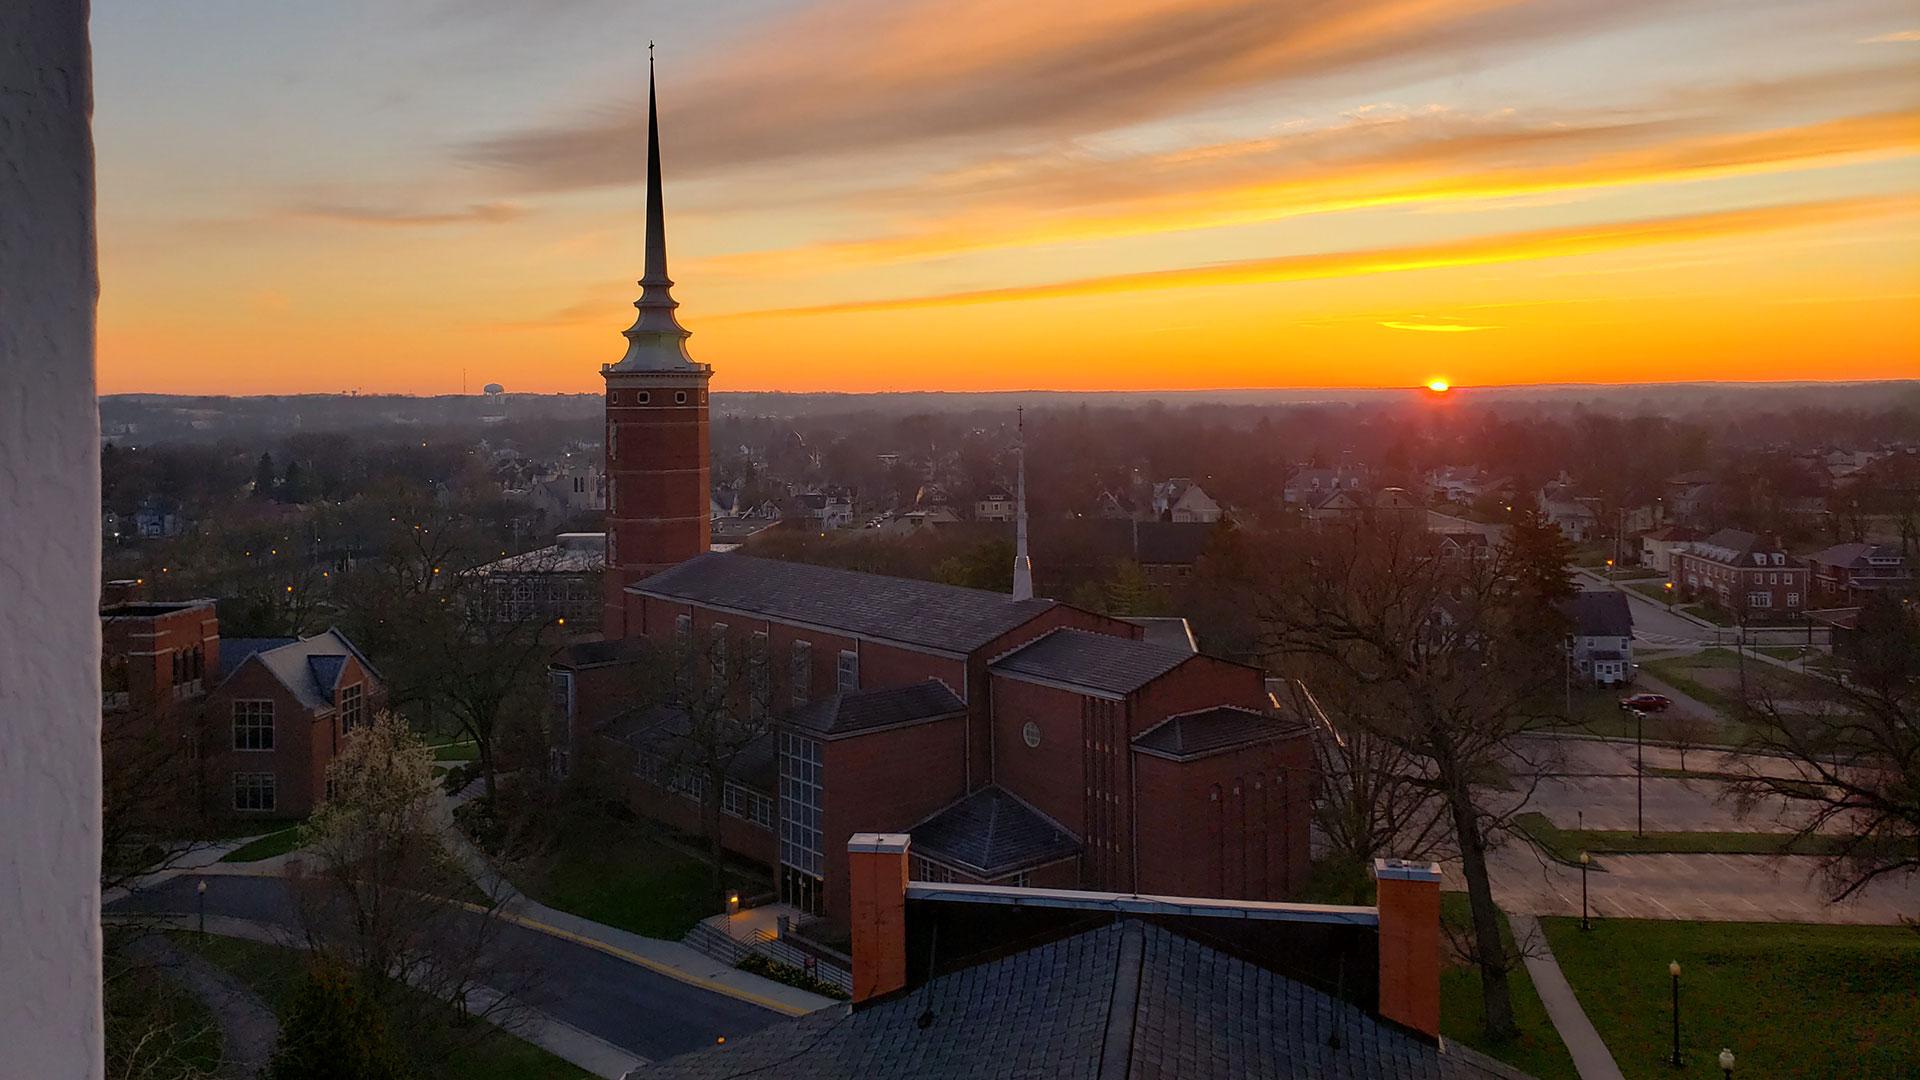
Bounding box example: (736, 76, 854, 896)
(1131, 706, 1299, 761)
(220, 637, 297, 671)
(1120, 616, 1197, 654)
(633, 553, 1054, 655)
(1807, 542, 1890, 570)
(910, 786, 1080, 878)
(628, 920, 1523, 1080)
(1699, 528, 1760, 557)
(785, 680, 966, 739)
(1566, 590, 1633, 638)
(992, 628, 1190, 697)
(226, 629, 374, 711)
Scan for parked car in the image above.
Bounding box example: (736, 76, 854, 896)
(1619, 693, 1672, 713)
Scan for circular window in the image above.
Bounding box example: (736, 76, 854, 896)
(675, 391, 688, 405)
(636, 391, 650, 404)
(1021, 721, 1041, 748)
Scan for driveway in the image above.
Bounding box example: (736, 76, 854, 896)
(106, 874, 780, 1064)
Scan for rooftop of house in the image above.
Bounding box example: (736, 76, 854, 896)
(910, 785, 1080, 878)
(1131, 705, 1300, 761)
(1566, 590, 1634, 638)
(627, 919, 1523, 1080)
(992, 627, 1192, 697)
(1119, 616, 1197, 654)
(224, 629, 377, 711)
(1807, 542, 1908, 570)
(632, 553, 1056, 655)
(786, 680, 967, 739)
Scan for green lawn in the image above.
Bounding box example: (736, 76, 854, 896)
(221, 826, 304, 862)
(507, 826, 772, 940)
(1551, 688, 1749, 746)
(1639, 657, 1741, 714)
(1627, 581, 1677, 604)
(432, 739, 481, 762)
(105, 935, 224, 1078)
(1513, 811, 1842, 863)
(178, 933, 592, 1080)
(1540, 918, 1920, 1078)
(1438, 893, 1578, 1080)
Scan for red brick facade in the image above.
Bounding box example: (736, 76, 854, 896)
(202, 647, 385, 819)
(602, 378, 712, 636)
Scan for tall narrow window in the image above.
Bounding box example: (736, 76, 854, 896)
(233, 700, 274, 751)
(836, 649, 859, 693)
(749, 631, 771, 719)
(709, 623, 729, 681)
(338, 683, 364, 732)
(791, 640, 812, 705)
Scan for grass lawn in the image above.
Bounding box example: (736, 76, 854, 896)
(431, 738, 481, 762)
(1639, 657, 1741, 714)
(1438, 893, 1578, 1080)
(1551, 688, 1750, 746)
(177, 933, 592, 1080)
(221, 826, 304, 862)
(508, 825, 772, 940)
(105, 936, 224, 1077)
(1513, 811, 1842, 863)
(1627, 581, 1677, 604)
(1540, 917, 1920, 1078)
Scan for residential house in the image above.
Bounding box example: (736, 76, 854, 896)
(1805, 543, 1911, 603)
(1669, 528, 1809, 617)
(1423, 465, 1485, 504)
(1536, 482, 1595, 541)
(1566, 590, 1633, 686)
(974, 486, 1015, 522)
(1151, 478, 1224, 523)
(1640, 526, 1700, 574)
(1283, 464, 1366, 505)
(794, 487, 855, 532)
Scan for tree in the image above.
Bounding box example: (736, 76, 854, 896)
(252, 451, 277, 500)
(1251, 511, 1574, 1040)
(1732, 592, 1919, 901)
(263, 964, 412, 1080)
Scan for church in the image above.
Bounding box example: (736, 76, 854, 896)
(554, 67, 1314, 929)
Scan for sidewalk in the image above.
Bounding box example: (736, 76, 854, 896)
(1509, 914, 1622, 1080)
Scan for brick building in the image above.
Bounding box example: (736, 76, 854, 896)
(1668, 528, 1809, 618)
(1805, 542, 1911, 603)
(557, 68, 1315, 931)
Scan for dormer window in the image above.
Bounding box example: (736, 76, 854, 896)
(1772, 553, 1785, 566)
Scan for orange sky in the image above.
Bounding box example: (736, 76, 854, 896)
(92, 1, 1920, 394)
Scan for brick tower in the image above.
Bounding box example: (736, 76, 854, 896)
(602, 59, 711, 635)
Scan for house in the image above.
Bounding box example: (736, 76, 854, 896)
(1150, 478, 1224, 523)
(628, 847, 1514, 1079)
(1283, 464, 1366, 504)
(1805, 543, 1911, 603)
(1640, 526, 1700, 574)
(524, 460, 607, 518)
(1423, 465, 1485, 503)
(1536, 482, 1595, 541)
(1566, 590, 1634, 686)
(1306, 488, 1366, 523)
(1669, 528, 1809, 617)
(1372, 486, 1423, 516)
(793, 488, 855, 531)
(974, 486, 1015, 522)
(467, 532, 606, 629)
(132, 499, 184, 539)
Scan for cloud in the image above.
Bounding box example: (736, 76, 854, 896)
(1861, 29, 1920, 42)
(718, 194, 1917, 318)
(492, 298, 610, 330)
(284, 201, 525, 226)
(1379, 320, 1498, 332)
(462, 0, 1673, 190)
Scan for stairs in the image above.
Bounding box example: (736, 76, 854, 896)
(680, 917, 853, 995)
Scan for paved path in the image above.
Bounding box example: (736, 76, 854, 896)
(106, 874, 784, 1067)
(124, 931, 280, 1078)
(1508, 914, 1622, 1080)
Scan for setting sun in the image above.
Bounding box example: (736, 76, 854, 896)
(1427, 378, 1450, 393)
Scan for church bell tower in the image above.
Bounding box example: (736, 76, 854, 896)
(602, 57, 712, 635)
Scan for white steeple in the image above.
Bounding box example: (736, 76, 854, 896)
(1012, 407, 1034, 601)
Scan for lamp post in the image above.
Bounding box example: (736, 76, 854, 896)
(1717, 1048, 1734, 1078)
(196, 879, 207, 937)
(1664, 580, 1674, 611)
(1579, 851, 1592, 930)
(1668, 960, 1683, 1068)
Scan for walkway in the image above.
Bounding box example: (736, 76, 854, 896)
(1508, 914, 1622, 1080)
(124, 930, 279, 1079)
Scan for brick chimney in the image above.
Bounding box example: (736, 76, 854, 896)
(101, 578, 141, 607)
(848, 833, 911, 1003)
(1374, 858, 1443, 1037)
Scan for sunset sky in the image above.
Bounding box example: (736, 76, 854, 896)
(93, 0, 1920, 395)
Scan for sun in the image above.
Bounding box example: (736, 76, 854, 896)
(1426, 378, 1451, 393)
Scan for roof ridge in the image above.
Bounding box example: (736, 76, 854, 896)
(1095, 921, 1145, 1079)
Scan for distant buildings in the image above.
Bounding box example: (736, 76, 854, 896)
(974, 486, 1015, 522)
(1640, 526, 1700, 574)
(1566, 590, 1634, 686)
(1669, 528, 1808, 617)
(469, 531, 607, 629)
(1805, 543, 1911, 603)
(1283, 464, 1366, 505)
(1152, 478, 1224, 523)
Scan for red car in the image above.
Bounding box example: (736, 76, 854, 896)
(1619, 693, 1672, 713)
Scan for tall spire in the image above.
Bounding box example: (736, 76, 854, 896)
(609, 47, 701, 372)
(1012, 408, 1034, 601)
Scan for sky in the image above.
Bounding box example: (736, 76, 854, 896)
(93, 0, 1920, 395)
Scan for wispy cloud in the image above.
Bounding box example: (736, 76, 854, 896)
(1861, 29, 1920, 42)
(1379, 320, 1498, 332)
(719, 195, 1917, 318)
(284, 201, 525, 226)
(463, 0, 1675, 190)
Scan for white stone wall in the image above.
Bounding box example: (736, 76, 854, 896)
(0, 1, 105, 1074)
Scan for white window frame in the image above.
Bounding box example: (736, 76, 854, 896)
(339, 682, 364, 732)
(1786, 592, 1800, 607)
(232, 699, 274, 751)
(1747, 592, 1771, 608)
(836, 649, 859, 693)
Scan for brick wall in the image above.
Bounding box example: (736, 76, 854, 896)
(818, 716, 969, 926)
(1132, 733, 1314, 900)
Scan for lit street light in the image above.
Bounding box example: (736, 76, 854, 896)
(1668, 960, 1683, 1068)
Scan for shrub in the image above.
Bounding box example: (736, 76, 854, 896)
(264, 964, 412, 1080)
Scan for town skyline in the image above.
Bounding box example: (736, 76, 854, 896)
(93, 0, 1919, 396)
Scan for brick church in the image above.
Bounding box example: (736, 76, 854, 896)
(556, 67, 1314, 928)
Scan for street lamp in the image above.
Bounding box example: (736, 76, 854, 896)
(197, 879, 208, 937)
(1664, 581, 1674, 611)
(1579, 851, 1592, 930)
(1668, 960, 1683, 1068)
(1718, 1048, 1734, 1078)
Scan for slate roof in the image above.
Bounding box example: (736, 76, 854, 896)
(910, 786, 1080, 877)
(553, 636, 654, 669)
(227, 629, 374, 711)
(627, 920, 1529, 1080)
(1566, 590, 1633, 638)
(1120, 616, 1197, 654)
(220, 637, 297, 672)
(785, 680, 967, 739)
(1699, 528, 1760, 557)
(992, 628, 1191, 697)
(633, 553, 1055, 654)
(1132, 706, 1297, 761)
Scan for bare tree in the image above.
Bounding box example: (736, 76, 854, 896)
(1732, 592, 1919, 903)
(1250, 510, 1575, 1039)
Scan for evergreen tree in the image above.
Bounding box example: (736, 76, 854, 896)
(264, 964, 411, 1080)
(252, 451, 277, 500)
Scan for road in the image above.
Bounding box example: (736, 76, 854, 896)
(107, 874, 780, 1064)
